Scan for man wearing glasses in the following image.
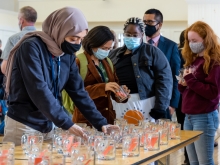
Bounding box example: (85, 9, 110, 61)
(143, 9, 180, 120)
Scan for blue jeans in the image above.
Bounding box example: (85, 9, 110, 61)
(184, 110, 219, 165)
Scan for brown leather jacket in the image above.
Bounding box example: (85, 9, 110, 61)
(72, 52, 119, 125)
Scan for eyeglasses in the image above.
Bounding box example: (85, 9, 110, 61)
(123, 33, 142, 38)
(143, 20, 159, 25)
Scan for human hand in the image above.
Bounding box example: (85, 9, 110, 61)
(169, 106, 175, 115)
(68, 124, 87, 140)
(102, 125, 120, 135)
(105, 82, 120, 93)
(178, 79, 187, 86)
(183, 68, 190, 77)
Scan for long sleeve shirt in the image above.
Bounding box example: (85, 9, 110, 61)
(7, 36, 107, 133)
(178, 57, 220, 114)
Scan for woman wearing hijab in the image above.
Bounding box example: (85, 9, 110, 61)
(3, 7, 118, 146)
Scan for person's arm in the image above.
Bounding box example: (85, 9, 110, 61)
(149, 48, 173, 120)
(1, 38, 15, 74)
(169, 44, 181, 108)
(75, 58, 118, 100)
(184, 65, 220, 100)
(17, 41, 73, 130)
(64, 56, 108, 131)
(85, 83, 107, 99)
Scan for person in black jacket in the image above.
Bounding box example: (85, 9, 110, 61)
(109, 17, 173, 121)
(3, 7, 118, 146)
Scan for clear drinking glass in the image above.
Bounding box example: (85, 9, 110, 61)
(115, 86, 128, 102)
(122, 134, 140, 157)
(71, 136, 81, 152)
(53, 130, 70, 154)
(28, 144, 52, 165)
(144, 131, 160, 151)
(62, 135, 76, 157)
(21, 131, 43, 156)
(110, 129, 123, 149)
(159, 127, 169, 145)
(21, 132, 44, 157)
(95, 139, 116, 160)
(170, 122, 181, 139)
(71, 146, 94, 165)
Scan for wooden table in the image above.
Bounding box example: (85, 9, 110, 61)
(13, 130, 202, 165)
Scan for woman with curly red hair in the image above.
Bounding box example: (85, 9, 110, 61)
(178, 21, 220, 165)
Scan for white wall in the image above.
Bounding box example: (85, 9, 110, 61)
(187, 0, 220, 37)
(0, 0, 17, 11)
(18, 0, 188, 22)
(0, 10, 19, 49)
(89, 21, 187, 44)
(35, 21, 187, 44)
(18, 0, 188, 43)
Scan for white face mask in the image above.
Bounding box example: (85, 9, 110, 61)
(189, 42, 205, 54)
(93, 48, 110, 60)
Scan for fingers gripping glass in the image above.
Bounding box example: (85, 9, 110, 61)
(175, 68, 185, 82)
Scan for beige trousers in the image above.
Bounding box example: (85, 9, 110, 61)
(3, 115, 53, 146)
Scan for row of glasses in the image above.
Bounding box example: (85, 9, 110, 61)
(21, 128, 84, 165)
(21, 119, 181, 164)
(0, 142, 15, 165)
(157, 119, 181, 139)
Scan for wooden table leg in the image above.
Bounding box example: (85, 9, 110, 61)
(166, 155, 170, 165)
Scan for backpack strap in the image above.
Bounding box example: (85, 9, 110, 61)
(76, 53, 88, 80)
(106, 57, 114, 73)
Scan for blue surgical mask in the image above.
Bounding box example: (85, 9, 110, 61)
(123, 37, 141, 50)
(93, 48, 110, 60)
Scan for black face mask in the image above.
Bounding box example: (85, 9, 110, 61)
(61, 40, 81, 55)
(145, 24, 159, 37)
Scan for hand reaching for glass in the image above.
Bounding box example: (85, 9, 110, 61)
(68, 124, 88, 141)
(102, 125, 120, 135)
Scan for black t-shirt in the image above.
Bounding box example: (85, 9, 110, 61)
(115, 53, 138, 93)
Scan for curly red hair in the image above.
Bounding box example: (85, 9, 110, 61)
(182, 21, 220, 74)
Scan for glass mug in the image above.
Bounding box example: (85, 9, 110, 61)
(115, 86, 128, 102)
(21, 131, 43, 156)
(95, 139, 116, 160)
(28, 144, 52, 165)
(122, 133, 140, 157)
(144, 131, 160, 151)
(170, 122, 181, 139)
(71, 146, 94, 165)
(159, 127, 169, 145)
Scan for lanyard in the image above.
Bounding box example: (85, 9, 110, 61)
(50, 55, 61, 99)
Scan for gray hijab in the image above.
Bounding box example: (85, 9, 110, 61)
(5, 6, 88, 95)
